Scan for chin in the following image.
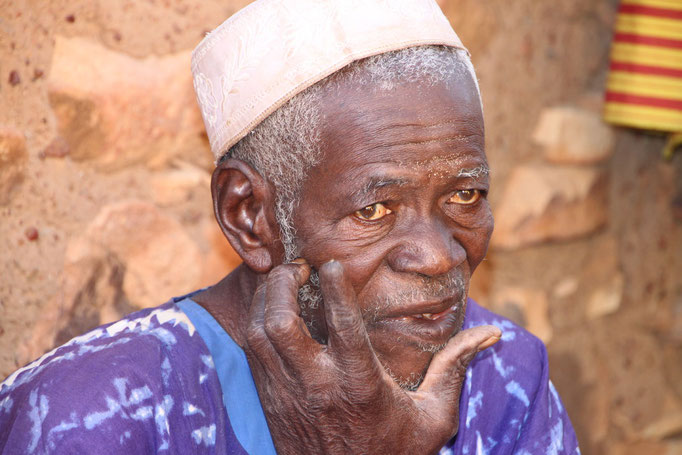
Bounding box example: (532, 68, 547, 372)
(371, 336, 444, 391)
(365, 302, 467, 390)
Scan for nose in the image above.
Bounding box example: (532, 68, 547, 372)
(386, 218, 466, 277)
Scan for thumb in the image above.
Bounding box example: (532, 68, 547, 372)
(418, 325, 501, 398)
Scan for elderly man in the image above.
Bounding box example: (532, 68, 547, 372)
(0, 0, 579, 453)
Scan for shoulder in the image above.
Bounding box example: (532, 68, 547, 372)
(463, 299, 549, 413)
(465, 298, 548, 377)
(0, 300, 225, 454)
(450, 299, 579, 454)
(1, 301, 203, 395)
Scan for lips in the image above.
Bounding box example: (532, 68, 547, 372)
(409, 305, 456, 321)
(369, 297, 466, 348)
(382, 296, 461, 322)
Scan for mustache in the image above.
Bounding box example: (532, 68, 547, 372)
(297, 269, 467, 321)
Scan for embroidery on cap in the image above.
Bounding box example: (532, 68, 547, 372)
(382, 0, 413, 16)
(281, 1, 336, 73)
(219, 9, 274, 120)
(193, 74, 218, 129)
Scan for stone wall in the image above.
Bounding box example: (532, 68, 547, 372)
(1, 1, 680, 453)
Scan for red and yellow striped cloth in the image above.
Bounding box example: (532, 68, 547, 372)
(604, 0, 682, 133)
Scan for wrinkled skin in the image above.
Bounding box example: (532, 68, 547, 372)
(196, 66, 501, 454)
(246, 260, 499, 454)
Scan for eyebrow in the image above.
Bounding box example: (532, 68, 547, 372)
(350, 176, 410, 202)
(457, 164, 490, 180)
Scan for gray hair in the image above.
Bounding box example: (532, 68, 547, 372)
(221, 45, 480, 262)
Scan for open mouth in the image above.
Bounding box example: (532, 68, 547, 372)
(386, 296, 462, 322)
(408, 305, 456, 321)
(371, 300, 465, 348)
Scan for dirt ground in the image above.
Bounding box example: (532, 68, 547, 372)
(1, 0, 681, 453)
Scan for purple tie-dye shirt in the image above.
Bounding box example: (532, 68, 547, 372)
(0, 293, 580, 454)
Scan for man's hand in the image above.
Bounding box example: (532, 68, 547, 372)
(244, 260, 501, 455)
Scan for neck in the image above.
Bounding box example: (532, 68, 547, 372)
(191, 263, 261, 348)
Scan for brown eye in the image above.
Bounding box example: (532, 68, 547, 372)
(354, 203, 392, 221)
(448, 189, 481, 205)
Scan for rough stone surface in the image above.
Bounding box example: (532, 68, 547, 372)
(533, 106, 615, 165)
(40, 136, 70, 159)
(150, 161, 210, 206)
(594, 322, 671, 435)
(74, 200, 203, 310)
(0, 127, 27, 205)
(48, 36, 207, 171)
(641, 412, 682, 441)
(492, 165, 609, 249)
(610, 441, 682, 455)
(586, 273, 623, 319)
(553, 277, 579, 299)
(22, 200, 204, 360)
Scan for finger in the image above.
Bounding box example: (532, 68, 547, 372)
(246, 278, 306, 388)
(263, 261, 321, 370)
(246, 280, 276, 357)
(418, 325, 501, 399)
(319, 260, 375, 366)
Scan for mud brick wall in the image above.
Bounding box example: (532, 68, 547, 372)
(1, 1, 681, 453)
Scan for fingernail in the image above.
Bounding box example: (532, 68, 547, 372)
(477, 335, 501, 351)
(290, 257, 307, 265)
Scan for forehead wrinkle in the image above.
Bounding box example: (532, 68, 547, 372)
(406, 152, 487, 170)
(409, 156, 490, 183)
(373, 134, 482, 151)
(325, 103, 483, 157)
(346, 120, 483, 156)
(361, 117, 478, 131)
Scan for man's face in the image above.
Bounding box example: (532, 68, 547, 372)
(291, 68, 492, 388)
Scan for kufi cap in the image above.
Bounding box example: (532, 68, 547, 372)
(191, 0, 467, 162)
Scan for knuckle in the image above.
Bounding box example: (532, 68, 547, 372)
(456, 350, 477, 372)
(264, 313, 297, 338)
(330, 306, 362, 333)
(267, 266, 295, 286)
(246, 321, 267, 348)
(304, 383, 336, 413)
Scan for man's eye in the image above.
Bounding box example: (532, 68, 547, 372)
(354, 203, 392, 221)
(448, 189, 482, 205)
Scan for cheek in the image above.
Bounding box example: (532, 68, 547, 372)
(472, 202, 494, 238)
(462, 206, 493, 271)
(298, 233, 387, 297)
(334, 251, 387, 298)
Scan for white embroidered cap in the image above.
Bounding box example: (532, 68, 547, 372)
(191, 0, 468, 162)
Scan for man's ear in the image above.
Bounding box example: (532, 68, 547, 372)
(211, 158, 282, 273)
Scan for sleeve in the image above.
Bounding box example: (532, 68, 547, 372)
(0, 346, 161, 454)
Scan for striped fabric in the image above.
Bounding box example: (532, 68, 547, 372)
(604, 0, 682, 132)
